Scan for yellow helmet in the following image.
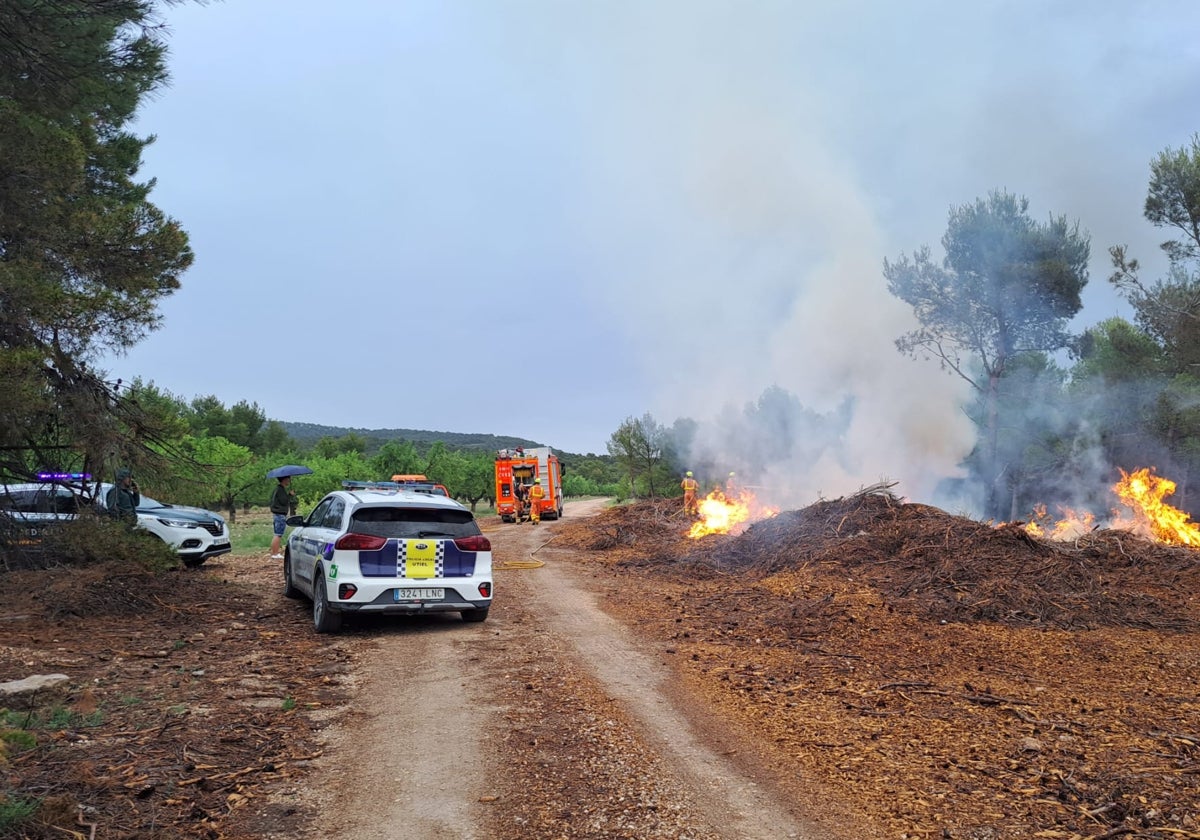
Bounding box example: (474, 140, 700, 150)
(685, 471, 693, 477)
(534, 478, 541, 484)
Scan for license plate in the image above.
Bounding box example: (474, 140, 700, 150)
(395, 588, 444, 601)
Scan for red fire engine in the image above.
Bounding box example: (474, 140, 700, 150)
(495, 447, 563, 523)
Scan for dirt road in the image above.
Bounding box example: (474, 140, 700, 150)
(299, 499, 834, 839)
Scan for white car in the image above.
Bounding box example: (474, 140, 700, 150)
(1, 480, 231, 568)
(95, 483, 231, 568)
(283, 484, 493, 633)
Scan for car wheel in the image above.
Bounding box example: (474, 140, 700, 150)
(461, 607, 489, 623)
(181, 556, 207, 569)
(312, 572, 342, 634)
(283, 552, 301, 600)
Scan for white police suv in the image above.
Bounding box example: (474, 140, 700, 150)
(283, 482, 493, 633)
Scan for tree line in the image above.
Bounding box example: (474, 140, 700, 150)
(69, 380, 626, 519)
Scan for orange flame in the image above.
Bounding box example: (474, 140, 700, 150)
(687, 488, 778, 539)
(1021, 503, 1096, 541)
(1110, 467, 1200, 547)
(1009, 467, 1200, 547)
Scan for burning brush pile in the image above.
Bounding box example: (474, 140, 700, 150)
(561, 471, 1200, 631)
(555, 475, 1200, 838)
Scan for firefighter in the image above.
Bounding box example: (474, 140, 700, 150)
(725, 471, 739, 498)
(528, 478, 546, 524)
(681, 470, 699, 514)
(512, 481, 526, 522)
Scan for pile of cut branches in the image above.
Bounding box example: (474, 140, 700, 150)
(560, 488, 1200, 630)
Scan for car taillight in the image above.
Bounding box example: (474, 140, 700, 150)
(454, 535, 491, 552)
(477, 582, 492, 598)
(334, 532, 387, 551)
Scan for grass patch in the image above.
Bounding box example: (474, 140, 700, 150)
(228, 509, 274, 556)
(1, 707, 103, 730)
(281, 696, 296, 712)
(0, 795, 39, 832)
(1, 728, 38, 754)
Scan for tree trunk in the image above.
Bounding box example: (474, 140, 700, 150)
(985, 373, 1002, 519)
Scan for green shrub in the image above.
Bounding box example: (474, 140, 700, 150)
(42, 513, 178, 572)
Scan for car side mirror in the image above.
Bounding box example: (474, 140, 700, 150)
(286, 515, 305, 527)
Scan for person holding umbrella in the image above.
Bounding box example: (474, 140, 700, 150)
(268, 476, 296, 559)
(266, 465, 310, 559)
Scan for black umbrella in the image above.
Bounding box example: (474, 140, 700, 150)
(266, 464, 313, 479)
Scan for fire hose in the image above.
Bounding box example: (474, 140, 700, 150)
(494, 557, 544, 570)
(492, 534, 555, 570)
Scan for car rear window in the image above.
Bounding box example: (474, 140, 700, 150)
(350, 506, 481, 539)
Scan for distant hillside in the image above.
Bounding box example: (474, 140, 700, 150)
(280, 422, 544, 454)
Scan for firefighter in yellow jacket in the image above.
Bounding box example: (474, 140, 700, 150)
(681, 471, 699, 514)
(725, 471, 740, 498)
(528, 478, 546, 524)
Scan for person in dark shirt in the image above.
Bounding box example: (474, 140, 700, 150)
(106, 468, 140, 527)
(269, 476, 296, 559)
(513, 481, 527, 522)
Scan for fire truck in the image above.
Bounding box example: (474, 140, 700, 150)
(495, 447, 563, 523)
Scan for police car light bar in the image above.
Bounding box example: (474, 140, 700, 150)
(341, 480, 438, 494)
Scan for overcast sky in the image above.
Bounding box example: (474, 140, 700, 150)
(108, 0, 1200, 500)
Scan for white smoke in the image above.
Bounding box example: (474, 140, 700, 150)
(565, 9, 978, 507)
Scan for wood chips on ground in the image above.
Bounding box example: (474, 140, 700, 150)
(2, 491, 1198, 840)
(0, 558, 349, 840)
(553, 489, 1200, 840)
